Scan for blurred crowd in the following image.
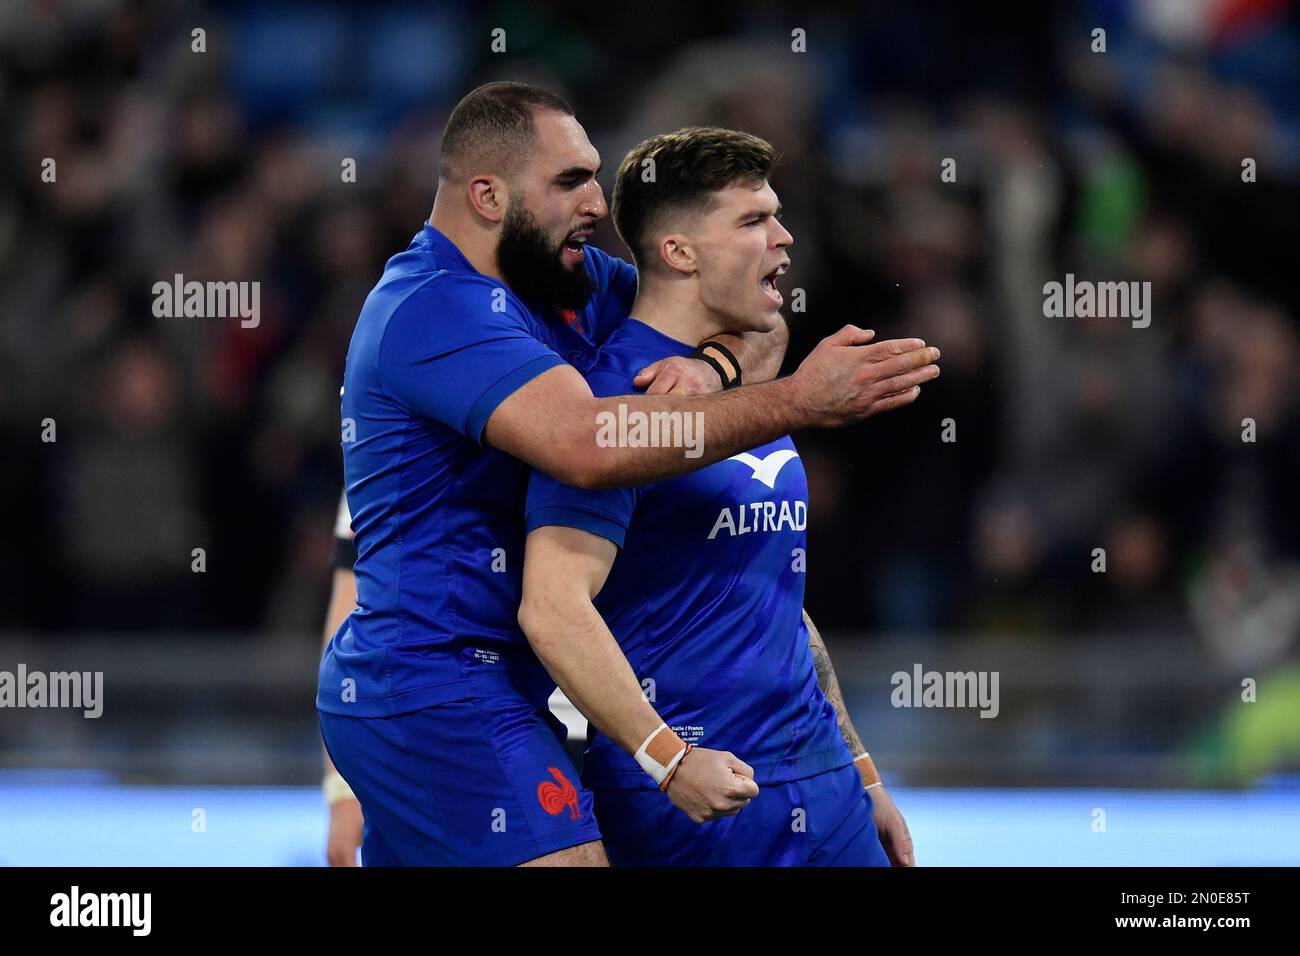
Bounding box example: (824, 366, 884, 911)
(1, 1, 1296, 661)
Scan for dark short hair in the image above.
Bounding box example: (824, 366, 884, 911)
(612, 127, 776, 268)
(439, 82, 574, 183)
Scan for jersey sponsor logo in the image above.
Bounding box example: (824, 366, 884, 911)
(727, 449, 799, 489)
(707, 499, 807, 540)
(707, 450, 805, 539)
(536, 767, 582, 819)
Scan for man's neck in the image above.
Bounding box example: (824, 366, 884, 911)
(630, 279, 730, 347)
(427, 203, 506, 283)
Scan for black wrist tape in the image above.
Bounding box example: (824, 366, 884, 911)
(693, 341, 743, 389)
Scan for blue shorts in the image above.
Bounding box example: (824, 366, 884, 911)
(319, 680, 600, 866)
(591, 762, 890, 866)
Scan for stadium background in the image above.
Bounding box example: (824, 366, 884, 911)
(0, 0, 1297, 864)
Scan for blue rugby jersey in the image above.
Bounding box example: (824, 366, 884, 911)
(317, 223, 636, 717)
(525, 319, 850, 787)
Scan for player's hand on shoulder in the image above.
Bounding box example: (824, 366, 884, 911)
(664, 748, 760, 823)
(633, 355, 722, 395)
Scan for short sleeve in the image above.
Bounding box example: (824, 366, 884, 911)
(526, 470, 640, 549)
(379, 275, 566, 443)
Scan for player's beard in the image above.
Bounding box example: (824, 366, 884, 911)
(497, 198, 596, 311)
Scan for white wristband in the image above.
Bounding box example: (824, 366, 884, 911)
(633, 722, 685, 786)
(658, 747, 688, 787)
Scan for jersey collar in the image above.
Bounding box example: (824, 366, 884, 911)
(418, 222, 480, 275)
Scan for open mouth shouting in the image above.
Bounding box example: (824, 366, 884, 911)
(761, 260, 790, 306)
(562, 228, 592, 265)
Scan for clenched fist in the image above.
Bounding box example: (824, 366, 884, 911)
(664, 748, 761, 823)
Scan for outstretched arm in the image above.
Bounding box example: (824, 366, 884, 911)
(485, 327, 939, 490)
(803, 608, 916, 866)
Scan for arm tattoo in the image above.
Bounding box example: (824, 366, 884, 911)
(803, 609, 865, 757)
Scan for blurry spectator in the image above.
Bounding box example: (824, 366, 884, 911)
(0, 0, 1293, 647)
(57, 337, 209, 629)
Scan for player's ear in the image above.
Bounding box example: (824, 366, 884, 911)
(659, 233, 696, 276)
(467, 174, 508, 224)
